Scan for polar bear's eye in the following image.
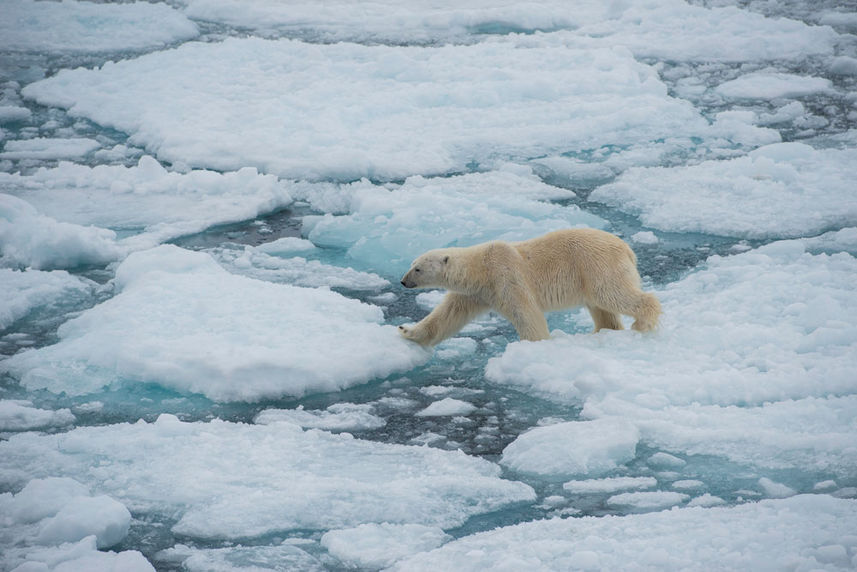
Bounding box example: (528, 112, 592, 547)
(414, 268, 421, 272)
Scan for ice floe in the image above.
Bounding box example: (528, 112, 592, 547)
(0, 477, 150, 571)
(0, 414, 536, 540)
(2, 245, 427, 401)
(715, 72, 835, 100)
(0, 137, 100, 161)
(0, 0, 198, 53)
(590, 142, 857, 239)
(321, 523, 450, 569)
(303, 168, 605, 275)
(254, 403, 386, 432)
(0, 268, 94, 330)
(390, 495, 857, 571)
(0, 401, 74, 432)
(0, 157, 297, 255)
(487, 241, 857, 477)
(21, 37, 775, 181)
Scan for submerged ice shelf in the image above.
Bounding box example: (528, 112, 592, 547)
(2, 0, 857, 570)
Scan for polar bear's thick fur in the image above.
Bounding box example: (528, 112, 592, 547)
(399, 228, 660, 346)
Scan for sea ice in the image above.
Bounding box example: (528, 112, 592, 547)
(0, 137, 100, 160)
(303, 169, 605, 275)
(0, 400, 74, 432)
(563, 476, 658, 494)
(416, 398, 477, 418)
(0, 415, 536, 540)
(501, 419, 640, 477)
(2, 245, 427, 401)
(0, 194, 122, 270)
(606, 491, 689, 511)
(21, 37, 769, 181)
(254, 403, 386, 432)
(0, 477, 143, 571)
(0, 157, 297, 253)
(590, 142, 857, 238)
(715, 72, 834, 100)
(390, 495, 857, 571)
(157, 543, 324, 572)
(0, 0, 198, 53)
(211, 243, 389, 290)
(321, 523, 450, 569)
(487, 241, 857, 477)
(0, 268, 94, 330)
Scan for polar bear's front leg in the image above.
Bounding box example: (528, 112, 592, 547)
(493, 284, 550, 342)
(399, 293, 488, 347)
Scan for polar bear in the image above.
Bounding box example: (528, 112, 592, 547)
(398, 228, 660, 346)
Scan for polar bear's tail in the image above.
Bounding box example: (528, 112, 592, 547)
(631, 292, 661, 332)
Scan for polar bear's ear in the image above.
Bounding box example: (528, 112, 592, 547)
(443, 255, 449, 264)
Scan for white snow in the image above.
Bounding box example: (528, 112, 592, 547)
(501, 419, 640, 477)
(0, 157, 297, 254)
(590, 143, 857, 238)
(0, 477, 146, 571)
(487, 241, 857, 477)
(607, 491, 689, 511)
(321, 523, 450, 569)
(390, 495, 857, 572)
(715, 72, 834, 99)
(303, 169, 605, 275)
(2, 245, 428, 401)
(563, 477, 658, 494)
(157, 543, 323, 572)
(0, 268, 94, 330)
(0, 400, 75, 432)
(759, 477, 797, 499)
(21, 36, 773, 181)
(0, 414, 536, 540)
(0, 137, 100, 160)
(0, 0, 198, 53)
(254, 403, 386, 432)
(0, 194, 123, 270)
(416, 398, 477, 418)
(0, 105, 32, 124)
(211, 243, 389, 290)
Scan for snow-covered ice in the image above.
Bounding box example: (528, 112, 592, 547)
(417, 398, 477, 418)
(2, 245, 427, 401)
(391, 495, 857, 571)
(0, 0, 198, 53)
(0, 137, 100, 160)
(0, 414, 536, 540)
(0, 400, 74, 432)
(0, 268, 94, 330)
(254, 403, 386, 432)
(590, 142, 857, 239)
(21, 36, 776, 181)
(321, 523, 450, 569)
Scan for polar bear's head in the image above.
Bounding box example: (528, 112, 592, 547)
(401, 250, 451, 289)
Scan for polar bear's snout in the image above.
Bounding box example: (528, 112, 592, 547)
(401, 273, 416, 288)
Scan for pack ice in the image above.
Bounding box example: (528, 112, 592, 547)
(2, 245, 428, 401)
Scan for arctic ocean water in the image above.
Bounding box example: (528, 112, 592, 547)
(1, 1, 857, 571)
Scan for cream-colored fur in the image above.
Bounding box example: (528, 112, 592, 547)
(399, 228, 661, 346)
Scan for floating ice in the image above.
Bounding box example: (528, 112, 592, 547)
(0, 415, 536, 540)
(254, 403, 386, 432)
(390, 495, 857, 571)
(715, 72, 835, 100)
(0, 0, 198, 53)
(0, 400, 74, 432)
(21, 37, 771, 181)
(0, 194, 122, 270)
(0, 477, 143, 571)
(606, 491, 689, 511)
(158, 543, 324, 572)
(487, 241, 857, 477)
(2, 245, 428, 401)
(416, 398, 477, 418)
(211, 243, 389, 290)
(0, 157, 296, 253)
(590, 143, 857, 238)
(0, 268, 94, 330)
(0, 137, 100, 160)
(321, 523, 450, 569)
(759, 477, 797, 499)
(501, 419, 640, 477)
(304, 169, 605, 275)
(0, 105, 32, 124)
(563, 477, 657, 494)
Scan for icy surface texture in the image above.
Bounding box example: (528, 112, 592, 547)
(21, 36, 774, 181)
(0, 477, 149, 571)
(487, 240, 857, 477)
(0, 0, 198, 53)
(0, 268, 93, 330)
(2, 245, 428, 401)
(391, 495, 857, 571)
(0, 414, 535, 540)
(591, 143, 857, 238)
(0, 400, 74, 432)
